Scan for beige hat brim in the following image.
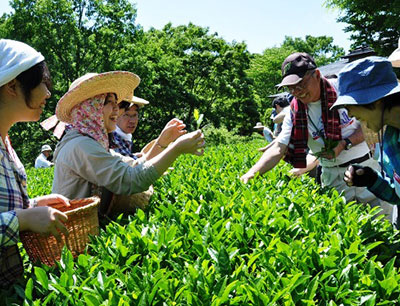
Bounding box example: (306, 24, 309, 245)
(56, 71, 140, 123)
(123, 95, 149, 107)
(389, 38, 400, 68)
(389, 49, 400, 68)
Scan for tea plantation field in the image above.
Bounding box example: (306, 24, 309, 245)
(2, 139, 400, 305)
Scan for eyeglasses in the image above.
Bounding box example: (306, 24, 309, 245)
(286, 72, 314, 93)
(123, 113, 139, 120)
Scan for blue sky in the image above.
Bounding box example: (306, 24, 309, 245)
(0, 0, 352, 54)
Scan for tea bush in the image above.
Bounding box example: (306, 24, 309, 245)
(202, 125, 256, 146)
(2, 139, 400, 305)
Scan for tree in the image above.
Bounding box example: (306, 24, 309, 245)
(115, 23, 259, 141)
(281, 35, 345, 66)
(324, 0, 400, 56)
(1, 4, 260, 162)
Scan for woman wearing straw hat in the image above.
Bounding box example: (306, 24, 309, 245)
(52, 72, 205, 213)
(332, 56, 400, 225)
(0, 39, 70, 286)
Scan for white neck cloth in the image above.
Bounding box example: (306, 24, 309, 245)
(115, 125, 132, 142)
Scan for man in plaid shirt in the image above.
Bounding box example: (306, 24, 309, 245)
(241, 52, 394, 222)
(335, 57, 400, 225)
(111, 98, 147, 159)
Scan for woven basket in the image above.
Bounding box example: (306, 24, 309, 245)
(20, 197, 100, 266)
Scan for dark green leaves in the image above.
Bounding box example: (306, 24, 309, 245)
(5, 139, 400, 304)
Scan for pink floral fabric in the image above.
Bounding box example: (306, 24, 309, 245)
(70, 94, 109, 150)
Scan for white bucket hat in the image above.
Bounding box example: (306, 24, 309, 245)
(0, 39, 44, 87)
(253, 122, 264, 130)
(56, 71, 140, 123)
(41, 144, 52, 152)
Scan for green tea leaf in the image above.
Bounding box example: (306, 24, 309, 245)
(34, 267, 49, 290)
(24, 278, 33, 301)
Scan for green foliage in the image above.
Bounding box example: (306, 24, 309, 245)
(26, 167, 54, 198)
(4, 140, 400, 304)
(1, 4, 259, 161)
(262, 107, 275, 130)
(0, 2, 345, 164)
(324, 0, 400, 56)
(281, 35, 345, 66)
(202, 125, 250, 146)
(248, 47, 294, 107)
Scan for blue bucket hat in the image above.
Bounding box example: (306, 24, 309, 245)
(331, 56, 400, 109)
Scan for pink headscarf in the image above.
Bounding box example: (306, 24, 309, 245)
(70, 94, 109, 150)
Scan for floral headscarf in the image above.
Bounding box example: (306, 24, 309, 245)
(70, 94, 109, 150)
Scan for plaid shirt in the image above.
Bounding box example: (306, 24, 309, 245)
(0, 136, 30, 287)
(110, 131, 138, 159)
(369, 126, 400, 204)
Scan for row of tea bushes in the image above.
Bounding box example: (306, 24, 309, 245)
(2, 139, 400, 305)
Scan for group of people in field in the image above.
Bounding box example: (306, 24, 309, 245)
(0, 39, 205, 285)
(1, 36, 400, 286)
(242, 46, 400, 228)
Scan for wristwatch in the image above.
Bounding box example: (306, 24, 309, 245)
(344, 138, 353, 150)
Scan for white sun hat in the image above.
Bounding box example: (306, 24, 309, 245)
(41, 144, 52, 152)
(253, 122, 264, 130)
(123, 94, 149, 107)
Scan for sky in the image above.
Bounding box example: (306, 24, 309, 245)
(0, 0, 352, 54)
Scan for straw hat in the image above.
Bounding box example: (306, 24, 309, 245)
(56, 71, 140, 123)
(253, 122, 264, 130)
(123, 94, 149, 107)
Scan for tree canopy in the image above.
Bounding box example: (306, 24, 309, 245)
(0, 0, 345, 165)
(324, 0, 400, 56)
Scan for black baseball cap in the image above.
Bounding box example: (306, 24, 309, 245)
(276, 52, 317, 88)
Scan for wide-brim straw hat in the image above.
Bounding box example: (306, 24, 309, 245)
(123, 94, 149, 107)
(56, 71, 140, 123)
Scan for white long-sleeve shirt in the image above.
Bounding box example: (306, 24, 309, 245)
(34, 153, 53, 168)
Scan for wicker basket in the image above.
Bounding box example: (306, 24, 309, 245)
(20, 197, 100, 266)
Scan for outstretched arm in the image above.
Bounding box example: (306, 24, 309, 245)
(241, 141, 287, 183)
(144, 118, 187, 160)
(289, 154, 319, 177)
(273, 112, 286, 124)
